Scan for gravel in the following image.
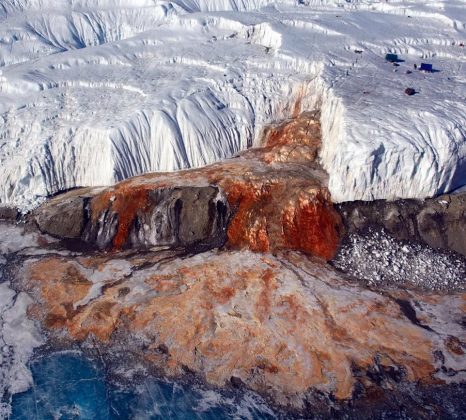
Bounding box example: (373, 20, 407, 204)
(332, 229, 466, 291)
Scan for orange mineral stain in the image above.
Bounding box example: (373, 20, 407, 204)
(79, 112, 343, 258)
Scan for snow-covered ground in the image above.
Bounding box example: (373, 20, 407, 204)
(1, 0, 465, 210)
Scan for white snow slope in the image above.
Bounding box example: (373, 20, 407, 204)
(0, 0, 465, 210)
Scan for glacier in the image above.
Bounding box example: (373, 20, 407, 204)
(0, 0, 465, 210)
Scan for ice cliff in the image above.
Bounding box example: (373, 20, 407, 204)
(0, 0, 465, 210)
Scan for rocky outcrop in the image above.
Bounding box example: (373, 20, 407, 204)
(84, 186, 230, 251)
(0, 206, 19, 221)
(33, 185, 230, 251)
(19, 248, 466, 408)
(33, 187, 101, 239)
(32, 113, 342, 260)
(337, 193, 466, 257)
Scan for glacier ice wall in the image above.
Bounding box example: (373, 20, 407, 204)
(0, 0, 466, 210)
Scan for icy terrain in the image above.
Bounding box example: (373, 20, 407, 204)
(0, 282, 43, 418)
(1, 0, 466, 210)
(10, 352, 279, 419)
(0, 225, 46, 418)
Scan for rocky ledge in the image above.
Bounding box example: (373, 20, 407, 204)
(338, 194, 466, 257)
(32, 111, 342, 260)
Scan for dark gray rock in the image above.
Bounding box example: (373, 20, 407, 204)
(32, 187, 103, 239)
(36, 185, 231, 252)
(337, 193, 466, 257)
(34, 196, 88, 239)
(0, 206, 19, 221)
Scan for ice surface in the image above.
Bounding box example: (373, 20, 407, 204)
(0, 223, 55, 254)
(0, 224, 49, 416)
(0, 281, 44, 418)
(0, 1, 465, 211)
(10, 351, 278, 419)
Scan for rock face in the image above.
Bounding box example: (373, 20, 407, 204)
(34, 186, 230, 251)
(0, 206, 19, 221)
(32, 113, 342, 260)
(338, 193, 466, 257)
(84, 186, 230, 251)
(19, 248, 466, 408)
(33, 187, 102, 239)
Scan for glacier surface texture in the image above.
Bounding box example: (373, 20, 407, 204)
(1, 0, 465, 210)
